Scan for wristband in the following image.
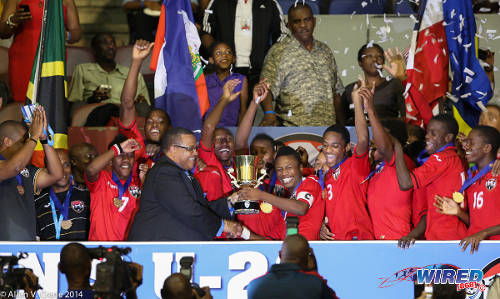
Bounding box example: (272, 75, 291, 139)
(264, 110, 275, 115)
(6, 14, 18, 28)
(28, 137, 38, 144)
(40, 139, 48, 145)
(241, 227, 250, 240)
(112, 144, 122, 156)
(66, 31, 72, 42)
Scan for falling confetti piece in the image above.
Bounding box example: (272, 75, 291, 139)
(460, 93, 471, 98)
(446, 92, 458, 102)
(494, 66, 498, 72)
(409, 14, 417, 22)
(341, 69, 347, 77)
(451, 9, 456, 18)
(344, 47, 349, 54)
(367, 40, 374, 48)
(479, 7, 492, 13)
(465, 76, 473, 83)
(405, 34, 409, 39)
(361, 1, 367, 8)
(419, 84, 423, 91)
(456, 84, 462, 91)
(476, 101, 488, 111)
(434, 83, 440, 87)
(383, 14, 393, 23)
(433, 54, 439, 64)
(486, 29, 497, 34)
(288, 110, 292, 117)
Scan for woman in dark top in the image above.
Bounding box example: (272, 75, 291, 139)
(340, 43, 405, 125)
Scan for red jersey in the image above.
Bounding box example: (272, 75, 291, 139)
(412, 187, 428, 231)
(324, 149, 374, 240)
(367, 153, 415, 240)
(198, 141, 234, 195)
(194, 165, 225, 202)
(410, 147, 467, 240)
(465, 170, 500, 240)
(85, 171, 141, 241)
(287, 176, 325, 240)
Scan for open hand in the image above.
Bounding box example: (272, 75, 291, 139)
(383, 47, 407, 81)
(434, 195, 460, 216)
(222, 79, 242, 103)
(120, 139, 141, 153)
(133, 39, 154, 61)
(320, 218, 335, 240)
(459, 231, 487, 254)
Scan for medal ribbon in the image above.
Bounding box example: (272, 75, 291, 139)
(416, 142, 454, 165)
(362, 161, 385, 184)
(0, 154, 24, 189)
(112, 172, 132, 201)
(459, 160, 495, 193)
(49, 181, 73, 240)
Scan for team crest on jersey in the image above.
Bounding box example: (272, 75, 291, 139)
(486, 178, 496, 191)
(333, 167, 341, 180)
(20, 168, 29, 178)
(71, 201, 85, 213)
(129, 186, 141, 198)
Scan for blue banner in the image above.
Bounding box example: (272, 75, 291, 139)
(1, 241, 500, 299)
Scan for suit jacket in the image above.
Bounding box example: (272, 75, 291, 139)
(128, 156, 232, 241)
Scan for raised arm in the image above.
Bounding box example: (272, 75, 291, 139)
(394, 139, 413, 190)
(0, 108, 43, 181)
(364, 84, 394, 162)
(120, 40, 154, 127)
(234, 79, 268, 151)
(352, 78, 370, 155)
(200, 79, 241, 148)
(63, 0, 82, 44)
(85, 139, 140, 182)
(31, 107, 63, 190)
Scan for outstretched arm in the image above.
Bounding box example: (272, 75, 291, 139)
(200, 79, 241, 148)
(394, 139, 413, 190)
(352, 77, 370, 155)
(238, 188, 309, 216)
(120, 40, 154, 127)
(235, 79, 268, 151)
(364, 83, 394, 162)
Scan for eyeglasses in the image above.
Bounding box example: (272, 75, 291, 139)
(173, 144, 198, 153)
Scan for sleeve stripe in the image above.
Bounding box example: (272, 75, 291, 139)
(119, 118, 136, 131)
(203, 0, 215, 34)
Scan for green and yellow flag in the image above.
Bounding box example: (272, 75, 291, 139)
(26, 0, 67, 159)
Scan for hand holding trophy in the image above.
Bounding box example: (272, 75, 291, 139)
(227, 155, 268, 214)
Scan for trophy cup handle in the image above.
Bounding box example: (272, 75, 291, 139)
(227, 167, 241, 189)
(254, 168, 267, 189)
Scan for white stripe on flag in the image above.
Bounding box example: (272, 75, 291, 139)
(154, 40, 167, 99)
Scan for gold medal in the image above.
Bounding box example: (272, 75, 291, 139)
(452, 192, 464, 203)
(114, 197, 123, 208)
(17, 185, 25, 196)
(260, 202, 273, 214)
(61, 220, 72, 230)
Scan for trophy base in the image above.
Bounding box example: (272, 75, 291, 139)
(233, 200, 260, 215)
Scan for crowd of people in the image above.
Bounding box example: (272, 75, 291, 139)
(0, 2, 499, 254)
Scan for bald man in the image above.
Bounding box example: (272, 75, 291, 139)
(59, 243, 95, 299)
(69, 143, 98, 189)
(161, 273, 212, 299)
(247, 234, 338, 299)
(0, 108, 63, 240)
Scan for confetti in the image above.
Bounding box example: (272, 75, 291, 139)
(479, 7, 492, 13)
(450, 9, 456, 18)
(494, 66, 499, 72)
(383, 14, 393, 23)
(476, 101, 488, 112)
(460, 93, 471, 98)
(409, 14, 417, 23)
(433, 54, 439, 64)
(486, 29, 497, 34)
(446, 92, 458, 102)
(341, 69, 347, 77)
(405, 34, 409, 39)
(344, 47, 349, 54)
(418, 84, 423, 91)
(481, 19, 487, 24)
(366, 40, 374, 48)
(288, 110, 292, 117)
(434, 83, 440, 87)
(465, 76, 473, 84)
(366, 14, 370, 25)
(455, 83, 462, 91)
(361, 1, 367, 8)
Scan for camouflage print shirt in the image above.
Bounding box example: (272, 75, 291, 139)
(260, 35, 344, 126)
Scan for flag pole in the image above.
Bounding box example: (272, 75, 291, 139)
(30, 0, 49, 105)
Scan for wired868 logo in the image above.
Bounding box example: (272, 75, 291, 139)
(417, 268, 486, 293)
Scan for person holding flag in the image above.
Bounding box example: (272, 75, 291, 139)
(84, 135, 143, 241)
(434, 126, 500, 253)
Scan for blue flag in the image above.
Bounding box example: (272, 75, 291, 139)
(443, 0, 492, 129)
(152, 0, 209, 135)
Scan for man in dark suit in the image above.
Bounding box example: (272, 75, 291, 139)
(128, 127, 242, 241)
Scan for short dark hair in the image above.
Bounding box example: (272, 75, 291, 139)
(288, 2, 313, 17)
(275, 146, 301, 166)
(431, 114, 459, 139)
(381, 119, 408, 145)
(357, 43, 385, 62)
(90, 32, 114, 52)
(0, 120, 25, 146)
(59, 243, 91, 280)
(147, 108, 171, 127)
(251, 133, 274, 147)
(108, 134, 128, 150)
(161, 127, 195, 151)
(474, 125, 500, 155)
(323, 124, 350, 144)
